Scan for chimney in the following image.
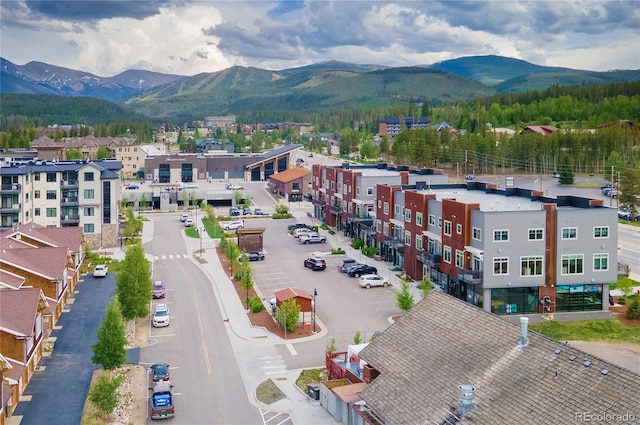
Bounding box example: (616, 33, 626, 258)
(457, 385, 475, 415)
(520, 317, 529, 347)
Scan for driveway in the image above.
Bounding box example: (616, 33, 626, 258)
(12, 274, 116, 425)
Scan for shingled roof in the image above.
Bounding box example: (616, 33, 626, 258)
(358, 291, 640, 425)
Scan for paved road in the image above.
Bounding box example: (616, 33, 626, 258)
(14, 274, 116, 425)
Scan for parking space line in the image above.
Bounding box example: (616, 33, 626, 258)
(285, 343, 297, 355)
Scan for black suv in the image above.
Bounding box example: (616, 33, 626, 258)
(346, 264, 378, 277)
(288, 223, 310, 231)
(244, 252, 265, 261)
(304, 256, 326, 271)
(338, 258, 358, 273)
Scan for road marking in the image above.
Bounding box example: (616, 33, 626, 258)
(193, 286, 213, 376)
(169, 254, 174, 259)
(149, 333, 177, 337)
(285, 343, 297, 355)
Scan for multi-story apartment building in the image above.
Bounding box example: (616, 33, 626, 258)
(114, 142, 169, 179)
(311, 163, 449, 244)
(0, 160, 122, 248)
(374, 180, 618, 314)
(378, 116, 431, 136)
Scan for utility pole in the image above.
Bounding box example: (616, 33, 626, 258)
(610, 166, 614, 207)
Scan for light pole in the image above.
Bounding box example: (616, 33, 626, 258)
(199, 227, 203, 257)
(313, 288, 318, 334)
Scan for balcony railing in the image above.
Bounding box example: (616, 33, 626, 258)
(329, 205, 341, 215)
(347, 212, 374, 223)
(1, 183, 21, 193)
(0, 203, 21, 213)
(360, 224, 376, 236)
(61, 197, 79, 206)
(60, 215, 80, 225)
(383, 234, 403, 248)
(618, 262, 629, 277)
(416, 250, 441, 267)
(60, 180, 79, 188)
(457, 267, 483, 285)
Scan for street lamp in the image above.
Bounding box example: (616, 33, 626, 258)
(313, 288, 318, 334)
(199, 227, 203, 257)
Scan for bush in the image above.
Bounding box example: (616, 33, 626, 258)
(272, 213, 293, 219)
(320, 223, 329, 230)
(328, 229, 335, 235)
(618, 296, 627, 305)
(249, 296, 264, 313)
(362, 247, 377, 258)
(89, 375, 124, 415)
(331, 248, 345, 254)
(351, 239, 364, 249)
(627, 298, 640, 320)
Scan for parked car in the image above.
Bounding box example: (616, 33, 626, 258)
(346, 264, 378, 277)
(222, 220, 244, 231)
(152, 281, 165, 299)
(243, 207, 252, 215)
(226, 184, 244, 190)
(180, 213, 189, 222)
(243, 252, 265, 261)
(125, 185, 139, 190)
(618, 209, 632, 220)
(229, 207, 241, 216)
(308, 153, 314, 157)
(293, 228, 313, 238)
(152, 304, 170, 327)
(184, 218, 194, 227)
(298, 233, 327, 244)
(254, 208, 265, 215)
(304, 256, 326, 271)
(288, 223, 310, 231)
(358, 274, 390, 289)
(464, 174, 475, 180)
(338, 258, 358, 273)
(150, 363, 170, 382)
(552, 172, 560, 178)
(148, 381, 175, 420)
(93, 264, 108, 278)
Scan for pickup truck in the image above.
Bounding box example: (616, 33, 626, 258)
(298, 233, 327, 244)
(148, 381, 175, 420)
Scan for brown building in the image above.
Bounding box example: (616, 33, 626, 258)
(268, 167, 311, 202)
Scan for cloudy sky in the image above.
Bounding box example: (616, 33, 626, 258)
(1, 0, 638, 77)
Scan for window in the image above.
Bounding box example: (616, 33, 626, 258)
(383, 202, 389, 215)
(383, 222, 389, 236)
(84, 223, 95, 233)
(594, 254, 609, 271)
(528, 229, 543, 240)
(337, 182, 342, 192)
(416, 212, 423, 226)
(561, 254, 584, 275)
(428, 214, 436, 226)
(494, 229, 509, 241)
(456, 224, 462, 234)
(376, 219, 382, 232)
(455, 250, 464, 268)
(46, 207, 57, 217)
(356, 187, 361, 195)
(84, 207, 95, 216)
(520, 256, 543, 276)
(330, 181, 334, 190)
(405, 209, 412, 223)
(34, 190, 40, 199)
(46, 172, 56, 182)
(438, 217, 442, 228)
(472, 227, 481, 241)
(493, 257, 508, 275)
(367, 187, 373, 196)
(443, 220, 452, 236)
(593, 226, 609, 238)
(395, 204, 401, 215)
(404, 230, 411, 246)
(378, 200, 381, 208)
(443, 246, 452, 264)
(84, 189, 95, 199)
(35, 208, 41, 216)
(84, 172, 94, 181)
(46, 190, 57, 200)
(34, 172, 40, 181)
(416, 235, 423, 250)
(561, 227, 577, 240)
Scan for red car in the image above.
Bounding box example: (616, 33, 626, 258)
(152, 281, 165, 299)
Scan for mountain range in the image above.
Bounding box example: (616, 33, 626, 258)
(2, 55, 639, 121)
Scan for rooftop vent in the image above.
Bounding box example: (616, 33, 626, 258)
(569, 355, 576, 361)
(457, 385, 475, 415)
(554, 349, 562, 355)
(601, 369, 609, 375)
(584, 361, 591, 368)
(519, 317, 529, 347)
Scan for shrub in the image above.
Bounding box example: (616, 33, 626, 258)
(89, 375, 124, 415)
(618, 296, 627, 305)
(362, 247, 377, 257)
(272, 213, 293, 219)
(331, 248, 346, 254)
(351, 239, 364, 249)
(328, 229, 335, 235)
(627, 298, 640, 320)
(249, 296, 264, 313)
(320, 223, 329, 230)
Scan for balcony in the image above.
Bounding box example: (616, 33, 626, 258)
(383, 234, 403, 248)
(61, 196, 79, 206)
(360, 224, 376, 236)
(457, 267, 483, 285)
(60, 215, 80, 225)
(60, 180, 79, 188)
(329, 205, 341, 215)
(0, 203, 21, 213)
(347, 212, 373, 223)
(416, 250, 441, 267)
(1, 183, 21, 193)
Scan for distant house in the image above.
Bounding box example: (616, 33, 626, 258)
(521, 125, 558, 136)
(344, 291, 640, 424)
(597, 119, 634, 129)
(268, 167, 311, 202)
(378, 116, 431, 136)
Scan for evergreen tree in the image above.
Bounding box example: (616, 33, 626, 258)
(558, 155, 574, 185)
(627, 298, 640, 320)
(396, 277, 415, 312)
(91, 302, 128, 370)
(116, 244, 152, 321)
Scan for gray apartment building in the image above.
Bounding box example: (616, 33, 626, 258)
(0, 159, 122, 248)
(375, 181, 619, 315)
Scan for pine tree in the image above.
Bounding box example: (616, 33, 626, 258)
(396, 277, 415, 312)
(91, 302, 128, 370)
(116, 244, 152, 321)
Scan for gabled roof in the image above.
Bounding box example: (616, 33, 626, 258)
(1, 222, 82, 252)
(274, 287, 313, 302)
(359, 291, 640, 425)
(0, 268, 26, 289)
(522, 125, 558, 136)
(0, 246, 68, 280)
(0, 287, 48, 336)
(270, 167, 311, 183)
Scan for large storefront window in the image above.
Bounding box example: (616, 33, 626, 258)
(556, 284, 602, 312)
(491, 287, 539, 314)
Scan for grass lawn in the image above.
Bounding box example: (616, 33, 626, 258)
(531, 318, 640, 344)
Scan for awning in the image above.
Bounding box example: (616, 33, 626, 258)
(422, 230, 441, 241)
(390, 218, 404, 228)
(465, 245, 484, 259)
